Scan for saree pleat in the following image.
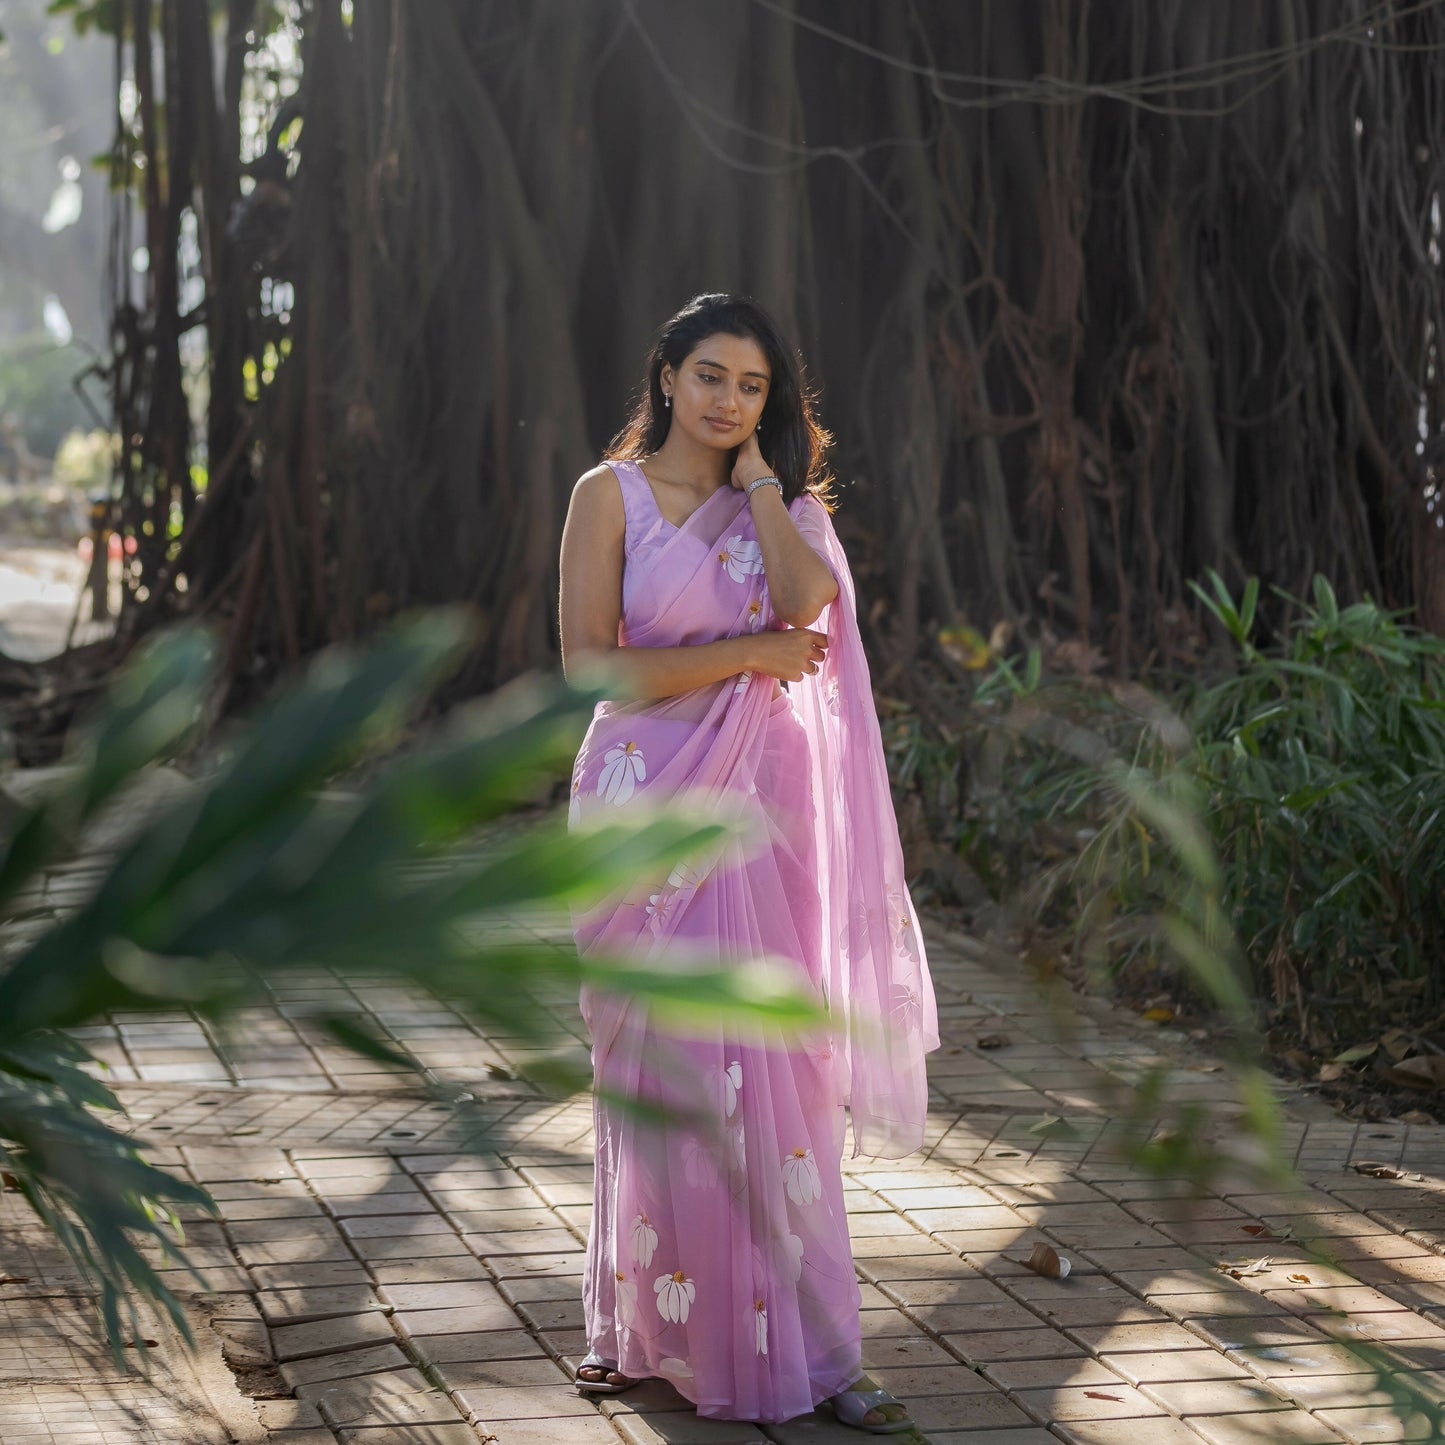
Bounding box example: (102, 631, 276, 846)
(569, 460, 935, 1421)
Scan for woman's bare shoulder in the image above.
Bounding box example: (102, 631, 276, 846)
(571, 461, 624, 514)
(568, 461, 625, 522)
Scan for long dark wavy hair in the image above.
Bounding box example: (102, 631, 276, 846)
(606, 293, 835, 508)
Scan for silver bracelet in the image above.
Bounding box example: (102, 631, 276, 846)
(747, 475, 783, 500)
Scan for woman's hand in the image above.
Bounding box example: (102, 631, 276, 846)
(748, 627, 828, 682)
(730, 431, 774, 492)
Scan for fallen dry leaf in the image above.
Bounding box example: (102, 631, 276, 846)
(1084, 1391, 1124, 1402)
(1238, 1222, 1293, 1242)
(1288, 1273, 1312, 1283)
(1333, 1042, 1378, 1064)
(976, 1033, 1011, 1050)
(1381, 1055, 1445, 1090)
(1380, 1029, 1414, 1063)
(1005, 1241, 1072, 1279)
(1027, 1114, 1081, 1140)
(1217, 1255, 1272, 1278)
(1281, 1047, 1315, 1075)
(1396, 1109, 1437, 1125)
(1318, 1062, 1346, 1083)
(0, 1275, 31, 1285)
(1351, 1160, 1406, 1179)
(1141, 1007, 1174, 1023)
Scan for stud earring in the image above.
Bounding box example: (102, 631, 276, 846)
(664, 393, 671, 409)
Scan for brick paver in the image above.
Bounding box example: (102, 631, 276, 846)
(6, 825, 1445, 1444)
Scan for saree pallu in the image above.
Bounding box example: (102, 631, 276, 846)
(569, 459, 938, 1422)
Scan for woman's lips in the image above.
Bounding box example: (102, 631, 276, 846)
(705, 418, 739, 431)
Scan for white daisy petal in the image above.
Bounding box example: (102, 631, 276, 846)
(682, 1136, 720, 1189)
(782, 1147, 822, 1206)
(614, 1271, 637, 1327)
(779, 1232, 805, 1282)
(597, 741, 646, 805)
(654, 1270, 696, 1323)
(723, 535, 765, 583)
(630, 1213, 658, 1268)
(708, 1060, 743, 1118)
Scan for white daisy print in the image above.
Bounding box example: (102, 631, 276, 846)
(778, 1232, 805, 1282)
(782, 1146, 822, 1206)
(890, 982, 923, 1031)
(709, 1060, 742, 1119)
(804, 1037, 835, 1067)
(568, 778, 582, 827)
(734, 670, 753, 695)
(722, 535, 765, 582)
(598, 741, 646, 805)
(747, 597, 765, 631)
(631, 1213, 658, 1268)
(827, 677, 841, 716)
(645, 888, 677, 932)
(668, 861, 700, 890)
(615, 1270, 637, 1326)
(658, 1357, 694, 1386)
(754, 1298, 769, 1355)
(891, 897, 922, 963)
(655, 1269, 696, 1324)
(682, 1136, 720, 1189)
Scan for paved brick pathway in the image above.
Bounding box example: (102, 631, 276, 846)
(7, 896, 1445, 1443)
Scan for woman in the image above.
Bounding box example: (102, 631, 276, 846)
(558, 293, 937, 1431)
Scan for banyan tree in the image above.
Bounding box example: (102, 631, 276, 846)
(29, 0, 1445, 728)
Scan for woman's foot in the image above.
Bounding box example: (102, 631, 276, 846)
(829, 1375, 913, 1433)
(574, 1350, 641, 1394)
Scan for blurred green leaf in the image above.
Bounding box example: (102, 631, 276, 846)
(0, 615, 822, 1355)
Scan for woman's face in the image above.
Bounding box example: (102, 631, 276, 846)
(661, 332, 772, 451)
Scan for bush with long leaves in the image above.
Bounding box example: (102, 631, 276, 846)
(0, 613, 818, 1356)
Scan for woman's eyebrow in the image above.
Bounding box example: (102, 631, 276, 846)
(693, 357, 770, 380)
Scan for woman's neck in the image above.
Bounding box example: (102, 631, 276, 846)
(646, 431, 731, 491)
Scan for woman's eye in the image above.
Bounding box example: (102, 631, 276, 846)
(698, 373, 718, 383)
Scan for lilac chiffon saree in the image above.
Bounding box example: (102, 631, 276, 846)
(568, 459, 938, 1422)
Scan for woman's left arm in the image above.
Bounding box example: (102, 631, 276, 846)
(733, 436, 838, 627)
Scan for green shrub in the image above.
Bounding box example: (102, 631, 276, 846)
(941, 571, 1445, 1043)
(1189, 573, 1445, 1023)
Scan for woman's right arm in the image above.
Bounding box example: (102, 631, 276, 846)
(558, 466, 827, 700)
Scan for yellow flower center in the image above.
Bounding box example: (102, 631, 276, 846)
(791, 1147, 808, 1159)
(672, 1270, 686, 1283)
(615, 1271, 626, 1281)
(718, 551, 728, 563)
(749, 600, 761, 613)
(625, 741, 638, 754)
(755, 1298, 766, 1311)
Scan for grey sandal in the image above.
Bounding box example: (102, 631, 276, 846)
(827, 1384, 914, 1434)
(574, 1349, 639, 1395)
